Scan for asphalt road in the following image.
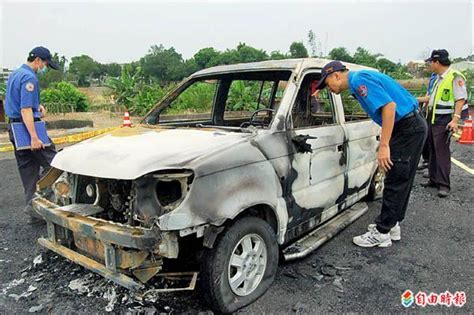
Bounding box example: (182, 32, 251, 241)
(0, 143, 472, 314)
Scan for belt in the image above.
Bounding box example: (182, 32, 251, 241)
(399, 110, 418, 121)
(10, 117, 41, 123)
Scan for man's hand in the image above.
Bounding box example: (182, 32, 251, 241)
(311, 90, 320, 98)
(377, 144, 393, 172)
(447, 117, 459, 133)
(30, 137, 44, 151)
(416, 96, 430, 104)
(39, 105, 46, 118)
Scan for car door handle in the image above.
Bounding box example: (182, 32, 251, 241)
(292, 134, 317, 154)
(337, 144, 344, 152)
(376, 135, 380, 141)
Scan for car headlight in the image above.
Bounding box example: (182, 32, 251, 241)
(153, 171, 193, 211)
(52, 172, 72, 205)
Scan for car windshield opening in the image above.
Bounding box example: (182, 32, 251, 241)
(144, 71, 292, 131)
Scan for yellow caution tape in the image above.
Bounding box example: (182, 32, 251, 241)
(0, 126, 120, 153)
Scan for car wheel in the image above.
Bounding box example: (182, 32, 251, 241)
(367, 168, 384, 200)
(200, 216, 279, 313)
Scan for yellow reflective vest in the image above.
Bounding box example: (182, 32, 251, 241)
(431, 69, 468, 124)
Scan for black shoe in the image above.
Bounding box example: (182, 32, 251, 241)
(23, 204, 45, 225)
(438, 188, 450, 198)
(27, 215, 46, 225)
(421, 181, 437, 188)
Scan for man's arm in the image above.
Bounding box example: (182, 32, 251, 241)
(378, 102, 396, 172)
(416, 96, 430, 104)
(20, 108, 43, 150)
(447, 76, 468, 133)
(447, 99, 465, 133)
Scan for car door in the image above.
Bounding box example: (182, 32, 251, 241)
(335, 90, 380, 205)
(286, 71, 346, 239)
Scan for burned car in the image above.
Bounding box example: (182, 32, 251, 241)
(33, 58, 383, 313)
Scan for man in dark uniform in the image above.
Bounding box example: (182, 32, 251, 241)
(5, 46, 59, 224)
(316, 61, 427, 248)
(417, 50, 469, 197)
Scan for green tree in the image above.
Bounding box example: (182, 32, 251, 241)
(210, 49, 240, 66)
(270, 50, 287, 60)
(139, 44, 186, 82)
(183, 59, 199, 77)
(235, 42, 268, 63)
(69, 55, 100, 87)
(105, 65, 144, 108)
(352, 47, 381, 67)
(39, 53, 67, 88)
(376, 58, 397, 74)
(194, 47, 220, 69)
(103, 63, 122, 77)
(289, 42, 308, 58)
(328, 47, 354, 63)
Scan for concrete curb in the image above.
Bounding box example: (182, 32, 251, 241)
(0, 120, 93, 132)
(0, 126, 119, 153)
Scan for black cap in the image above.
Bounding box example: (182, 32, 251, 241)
(315, 60, 347, 90)
(425, 49, 450, 63)
(29, 46, 59, 70)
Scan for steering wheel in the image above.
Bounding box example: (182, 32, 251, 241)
(240, 108, 275, 128)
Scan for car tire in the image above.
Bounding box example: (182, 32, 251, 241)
(367, 168, 384, 201)
(200, 216, 279, 313)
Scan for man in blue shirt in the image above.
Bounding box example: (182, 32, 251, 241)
(316, 61, 427, 248)
(5, 46, 59, 224)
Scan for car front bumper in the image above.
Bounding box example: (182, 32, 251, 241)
(32, 195, 178, 290)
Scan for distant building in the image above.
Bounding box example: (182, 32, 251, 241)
(406, 60, 426, 77)
(451, 61, 474, 72)
(0, 67, 13, 83)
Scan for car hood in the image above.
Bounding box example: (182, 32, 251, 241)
(51, 126, 253, 179)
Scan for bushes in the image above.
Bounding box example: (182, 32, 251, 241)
(106, 66, 175, 116)
(132, 84, 169, 116)
(0, 82, 6, 99)
(41, 81, 89, 113)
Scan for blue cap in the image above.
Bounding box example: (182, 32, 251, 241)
(29, 46, 59, 70)
(315, 60, 347, 90)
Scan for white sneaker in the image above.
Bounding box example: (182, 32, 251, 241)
(353, 228, 392, 248)
(367, 222, 401, 241)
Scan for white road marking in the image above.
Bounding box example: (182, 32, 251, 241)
(451, 157, 474, 175)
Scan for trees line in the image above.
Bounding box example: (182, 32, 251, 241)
(39, 32, 474, 89)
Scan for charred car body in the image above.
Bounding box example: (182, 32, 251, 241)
(33, 59, 383, 313)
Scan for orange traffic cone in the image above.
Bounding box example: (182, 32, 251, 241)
(122, 110, 132, 127)
(458, 115, 474, 144)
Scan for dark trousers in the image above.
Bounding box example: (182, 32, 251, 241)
(421, 132, 430, 163)
(375, 112, 427, 233)
(427, 123, 451, 190)
(8, 128, 57, 207)
(421, 110, 430, 163)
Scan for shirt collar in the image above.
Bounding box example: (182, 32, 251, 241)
(439, 67, 451, 79)
(21, 64, 37, 76)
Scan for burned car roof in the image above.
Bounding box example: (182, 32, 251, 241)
(191, 58, 373, 77)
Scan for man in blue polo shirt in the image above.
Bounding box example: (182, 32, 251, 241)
(5, 46, 59, 224)
(316, 61, 427, 248)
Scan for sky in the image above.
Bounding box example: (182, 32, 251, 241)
(0, 0, 473, 69)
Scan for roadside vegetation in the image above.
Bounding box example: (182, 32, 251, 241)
(4, 30, 470, 116)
